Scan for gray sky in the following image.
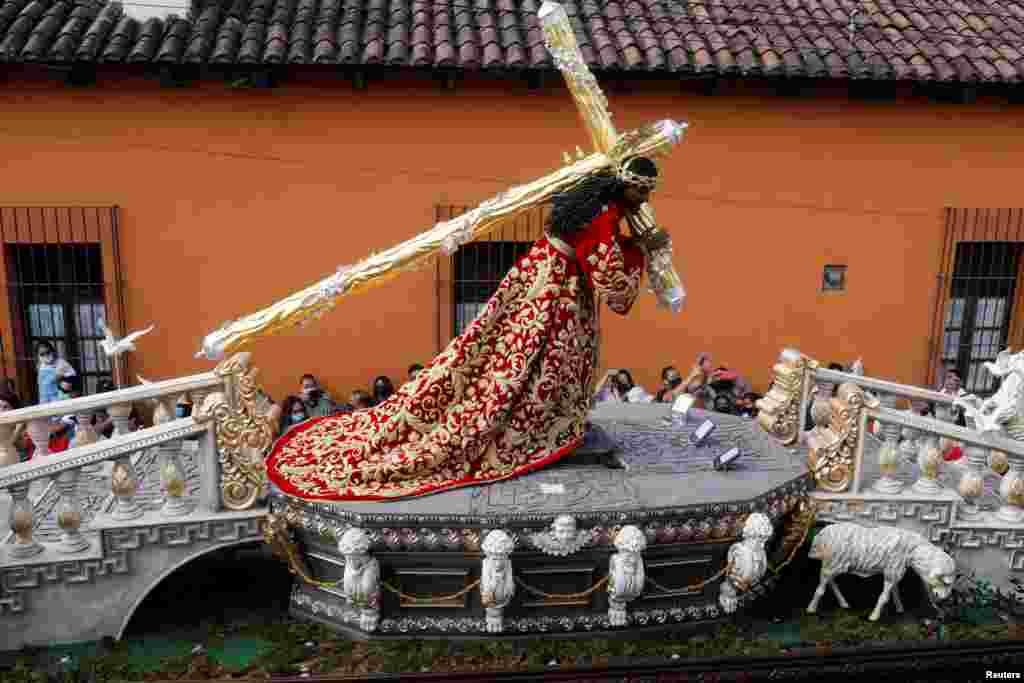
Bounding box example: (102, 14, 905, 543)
(123, 1, 189, 22)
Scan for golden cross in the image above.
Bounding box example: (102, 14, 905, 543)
(538, 1, 687, 315)
(197, 4, 687, 360)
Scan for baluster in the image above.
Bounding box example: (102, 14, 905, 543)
(958, 446, 988, 521)
(25, 417, 51, 460)
(152, 401, 192, 518)
(107, 403, 143, 521)
(54, 469, 89, 553)
(25, 419, 53, 491)
(996, 452, 1024, 523)
(873, 396, 904, 494)
(0, 421, 19, 468)
(75, 411, 102, 474)
(160, 441, 191, 518)
(7, 483, 43, 559)
(911, 433, 944, 495)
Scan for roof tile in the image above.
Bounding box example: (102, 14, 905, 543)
(286, 0, 317, 62)
(121, 16, 153, 62)
(0, 0, 1019, 84)
(21, 0, 68, 62)
(238, 0, 270, 62)
(312, 0, 340, 63)
(76, 1, 120, 60)
(211, 15, 242, 62)
(155, 15, 189, 63)
(184, 4, 220, 62)
(0, 0, 31, 40)
(50, 0, 100, 61)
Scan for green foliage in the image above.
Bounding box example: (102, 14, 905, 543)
(5, 609, 1022, 680)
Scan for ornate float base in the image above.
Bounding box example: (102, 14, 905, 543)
(271, 404, 813, 639)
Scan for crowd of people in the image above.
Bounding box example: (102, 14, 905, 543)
(269, 353, 767, 442)
(593, 352, 762, 418)
(272, 365, 423, 437)
(4, 338, 972, 466)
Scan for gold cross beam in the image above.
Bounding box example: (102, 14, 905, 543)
(197, 4, 687, 361)
(539, 0, 687, 315)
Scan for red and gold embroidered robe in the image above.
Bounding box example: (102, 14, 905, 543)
(266, 202, 645, 501)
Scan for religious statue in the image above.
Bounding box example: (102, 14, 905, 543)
(719, 513, 774, 615)
(530, 514, 589, 556)
(197, 2, 689, 502)
(338, 527, 381, 632)
(480, 529, 516, 634)
(607, 525, 646, 627)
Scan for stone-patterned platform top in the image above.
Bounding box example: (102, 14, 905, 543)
(285, 403, 809, 522)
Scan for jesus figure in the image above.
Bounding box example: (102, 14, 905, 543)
(266, 158, 662, 501)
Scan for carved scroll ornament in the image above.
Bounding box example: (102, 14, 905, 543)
(193, 352, 275, 510)
(757, 349, 817, 446)
(808, 383, 878, 493)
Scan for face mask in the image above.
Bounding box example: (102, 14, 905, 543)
(176, 405, 191, 418)
(57, 390, 70, 401)
(291, 414, 305, 424)
(667, 377, 682, 389)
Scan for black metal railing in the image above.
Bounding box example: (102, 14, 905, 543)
(0, 206, 127, 403)
(930, 208, 1024, 394)
(434, 204, 548, 346)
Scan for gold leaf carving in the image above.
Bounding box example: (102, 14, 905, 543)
(806, 383, 878, 493)
(193, 352, 274, 510)
(756, 349, 817, 446)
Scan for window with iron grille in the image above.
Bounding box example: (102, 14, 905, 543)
(0, 207, 125, 402)
(8, 243, 112, 397)
(942, 241, 1022, 395)
(452, 241, 532, 336)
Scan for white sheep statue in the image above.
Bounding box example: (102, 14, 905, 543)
(806, 522, 956, 621)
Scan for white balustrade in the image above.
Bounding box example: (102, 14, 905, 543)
(0, 369, 236, 563)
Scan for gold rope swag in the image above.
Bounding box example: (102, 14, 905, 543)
(382, 579, 482, 604)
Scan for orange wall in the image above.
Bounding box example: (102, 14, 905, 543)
(0, 72, 1022, 402)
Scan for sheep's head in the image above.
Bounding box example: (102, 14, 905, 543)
(911, 544, 956, 602)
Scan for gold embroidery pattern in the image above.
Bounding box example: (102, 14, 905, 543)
(269, 231, 636, 501)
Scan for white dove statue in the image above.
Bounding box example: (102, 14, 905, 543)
(99, 320, 156, 358)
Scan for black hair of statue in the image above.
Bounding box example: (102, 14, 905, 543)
(546, 156, 657, 241)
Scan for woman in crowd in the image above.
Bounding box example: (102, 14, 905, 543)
(596, 369, 653, 403)
(371, 376, 395, 406)
(35, 341, 76, 406)
(279, 396, 308, 436)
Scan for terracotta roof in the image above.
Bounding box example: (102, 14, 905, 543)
(0, 0, 1022, 83)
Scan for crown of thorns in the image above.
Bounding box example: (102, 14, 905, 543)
(616, 159, 659, 191)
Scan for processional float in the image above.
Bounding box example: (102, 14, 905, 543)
(197, 1, 688, 362)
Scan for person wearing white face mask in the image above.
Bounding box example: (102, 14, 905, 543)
(35, 341, 76, 406)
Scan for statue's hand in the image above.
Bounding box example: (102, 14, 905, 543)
(636, 227, 671, 252)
